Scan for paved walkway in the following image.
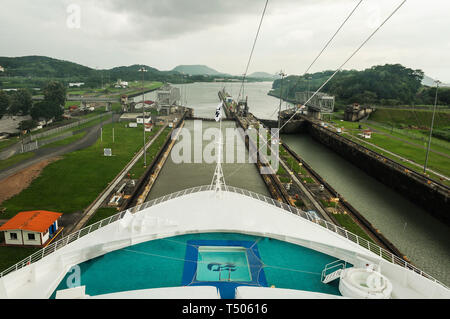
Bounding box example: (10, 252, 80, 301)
(0, 115, 117, 181)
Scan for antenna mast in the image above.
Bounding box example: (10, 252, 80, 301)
(211, 101, 227, 193)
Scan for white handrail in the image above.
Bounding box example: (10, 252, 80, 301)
(0, 184, 448, 290)
(321, 260, 347, 282)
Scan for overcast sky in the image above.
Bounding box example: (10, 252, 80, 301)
(1, 0, 449, 82)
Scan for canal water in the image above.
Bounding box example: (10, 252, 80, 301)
(138, 81, 450, 285)
(282, 134, 450, 285)
(138, 81, 288, 119)
(146, 120, 270, 199)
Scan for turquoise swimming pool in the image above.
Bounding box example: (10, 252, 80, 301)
(196, 247, 251, 282)
(50, 232, 344, 298)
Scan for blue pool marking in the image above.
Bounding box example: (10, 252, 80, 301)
(182, 239, 268, 299)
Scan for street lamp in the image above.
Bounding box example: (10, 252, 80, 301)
(424, 80, 441, 174)
(139, 67, 148, 167)
(307, 76, 312, 97)
(277, 70, 287, 131)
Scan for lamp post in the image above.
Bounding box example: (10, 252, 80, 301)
(139, 67, 148, 167)
(424, 80, 441, 174)
(277, 70, 287, 131)
(307, 76, 312, 94)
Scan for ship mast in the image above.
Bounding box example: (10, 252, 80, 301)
(211, 101, 227, 193)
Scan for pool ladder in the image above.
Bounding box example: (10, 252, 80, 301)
(321, 260, 347, 284)
(218, 268, 232, 282)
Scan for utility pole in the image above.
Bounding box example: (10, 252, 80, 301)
(139, 67, 148, 167)
(424, 80, 441, 174)
(307, 76, 312, 97)
(277, 70, 287, 131)
(112, 108, 114, 143)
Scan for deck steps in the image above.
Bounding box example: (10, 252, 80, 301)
(322, 269, 343, 284)
(321, 260, 347, 284)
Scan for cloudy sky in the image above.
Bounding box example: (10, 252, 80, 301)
(1, 0, 449, 82)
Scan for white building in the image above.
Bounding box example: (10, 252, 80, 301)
(68, 83, 84, 88)
(114, 79, 129, 88)
(0, 66, 5, 72)
(0, 211, 62, 246)
(136, 115, 151, 124)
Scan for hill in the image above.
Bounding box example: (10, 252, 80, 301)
(269, 64, 450, 107)
(0, 56, 191, 88)
(171, 65, 228, 76)
(0, 55, 95, 78)
(248, 72, 278, 80)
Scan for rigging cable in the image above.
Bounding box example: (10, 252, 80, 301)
(237, 0, 270, 102)
(226, 0, 408, 180)
(278, 0, 364, 112)
(269, 0, 407, 150)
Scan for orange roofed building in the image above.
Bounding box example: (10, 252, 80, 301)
(0, 211, 62, 246)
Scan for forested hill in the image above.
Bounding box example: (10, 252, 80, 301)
(0, 56, 94, 78)
(0, 56, 189, 87)
(270, 64, 450, 107)
(172, 65, 227, 76)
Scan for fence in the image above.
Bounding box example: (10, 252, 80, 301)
(0, 185, 447, 290)
(30, 112, 111, 141)
(363, 120, 450, 151)
(15, 112, 112, 154)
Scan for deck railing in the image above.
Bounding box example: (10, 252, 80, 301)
(0, 185, 448, 290)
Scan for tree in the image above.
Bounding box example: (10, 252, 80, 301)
(43, 81, 66, 107)
(16, 89, 32, 114)
(18, 119, 37, 132)
(271, 64, 426, 106)
(29, 81, 66, 122)
(30, 100, 63, 121)
(8, 89, 33, 115)
(8, 93, 22, 115)
(0, 90, 10, 119)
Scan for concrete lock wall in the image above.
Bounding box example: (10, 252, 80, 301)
(307, 123, 449, 226)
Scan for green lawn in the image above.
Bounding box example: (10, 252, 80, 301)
(0, 152, 35, 171)
(364, 121, 450, 154)
(40, 131, 87, 149)
(369, 108, 450, 129)
(111, 81, 163, 98)
(36, 113, 108, 144)
(325, 117, 450, 183)
(0, 138, 20, 152)
(0, 246, 39, 273)
(332, 118, 450, 154)
(333, 213, 375, 243)
(0, 123, 162, 218)
(128, 127, 171, 179)
(85, 207, 119, 227)
(344, 131, 450, 179)
(65, 81, 162, 98)
(344, 134, 450, 186)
